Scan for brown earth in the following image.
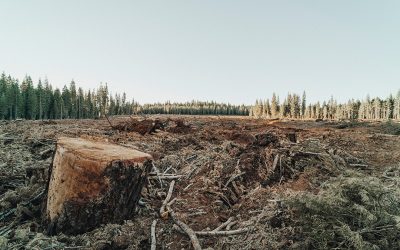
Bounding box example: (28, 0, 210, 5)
(1, 116, 400, 249)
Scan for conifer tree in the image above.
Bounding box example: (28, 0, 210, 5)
(271, 93, 278, 118)
(21, 76, 37, 119)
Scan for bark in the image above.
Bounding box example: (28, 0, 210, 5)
(44, 137, 152, 235)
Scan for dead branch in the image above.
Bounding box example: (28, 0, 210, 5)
(105, 114, 114, 128)
(151, 219, 158, 250)
(195, 228, 250, 236)
(167, 197, 177, 207)
(148, 175, 183, 180)
(149, 172, 179, 176)
(224, 172, 245, 188)
(212, 217, 234, 232)
(226, 221, 237, 230)
(151, 162, 163, 187)
(167, 205, 202, 250)
(0, 189, 44, 222)
(173, 222, 249, 237)
(272, 154, 279, 171)
(183, 183, 193, 191)
(160, 180, 175, 218)
(39, 147, 54, 159)
(294, 151, 326, 157)
(188, 211, 207, 217)
(349, 163, 369, 168)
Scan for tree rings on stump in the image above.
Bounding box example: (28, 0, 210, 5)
(45, 137, 152, 235)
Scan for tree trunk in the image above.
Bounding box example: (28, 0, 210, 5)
(44, 137, 152, 235)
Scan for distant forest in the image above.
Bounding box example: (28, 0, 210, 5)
(1, 73, 399, 121)
(250, 91, 400, 120)
(0, 73, 248, 120)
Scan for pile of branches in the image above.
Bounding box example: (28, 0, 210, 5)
(380, 120, 400, 136)
(106, 116, 167, 135)
(106, 116, 192, 135)
(287, 167, 400, 249)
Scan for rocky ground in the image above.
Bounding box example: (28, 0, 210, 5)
(1, 116, 400, 249)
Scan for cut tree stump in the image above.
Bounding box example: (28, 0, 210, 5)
(44, 137, 153, 235)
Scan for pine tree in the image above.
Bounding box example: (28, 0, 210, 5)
(301, 91, 306, 118)
(61, 86, 71, 119)
(70, 80, 77, 118)
(393, 91, 400, 120)
(373, 98, 381, 120)
(52, 88, 62, 119)
(77, 87, 84, 118)
(315, 102, 321, 119)
(21, 76, 37, 119)
(36, 79, 44, 119)
(271, 93, 278, 118)
(43, 78, 53, 119)
(0, 73, 8, 119)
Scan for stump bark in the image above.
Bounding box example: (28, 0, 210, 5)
(45, 137, 152, 235)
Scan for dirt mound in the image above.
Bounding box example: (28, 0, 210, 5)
(107, 116, 167, 135)
(166, 119, 192, 134)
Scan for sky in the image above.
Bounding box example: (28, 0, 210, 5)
(0, 0, 399, 105)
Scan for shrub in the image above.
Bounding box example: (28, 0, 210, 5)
(381, 120, 400, 135)
(288, 171, 400, 249)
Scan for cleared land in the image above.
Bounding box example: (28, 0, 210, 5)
(1, 116, 400, 249)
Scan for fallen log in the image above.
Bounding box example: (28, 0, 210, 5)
(44, 137, 153, 235)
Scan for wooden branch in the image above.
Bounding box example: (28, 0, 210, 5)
(163, 166, 172, 174)
(104, 114, 114, 128)
(148, 175, 183, 180)
(272, 154, 279, 171)
(39, 148, 54, 159)
(183, 183, 193, 191)
(195, 228, 250, 236)
(349, 163, 369, 168)
(212, 217, 234, 232)
(1, 189, 45, 222)
(151, 219, 158, 250)
(167, 205, 202, 250)
(149, 172, 182, 176)
(160, 180, 175, 218)
(161, 179, 201, 249)
(173, 222, 249, 237)
(224, 172, 245, 188)
(295, 151, 326, 157)
(151, 162, 163, 187)
(226, 221, 237, 230)
(167, 197, 177, 207)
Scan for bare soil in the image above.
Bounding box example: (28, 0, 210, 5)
(1, 116, 400, 249)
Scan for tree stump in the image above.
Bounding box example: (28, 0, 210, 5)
(44, 137, 153, 235)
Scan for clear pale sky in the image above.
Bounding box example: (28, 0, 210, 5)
(0, 0, 399, 105)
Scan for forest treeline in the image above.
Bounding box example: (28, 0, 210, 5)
(0, 73, 249, 120)
(250, 91, 400, 120)
(2, 72, 400, 121)
(140, 102, 249, 116)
